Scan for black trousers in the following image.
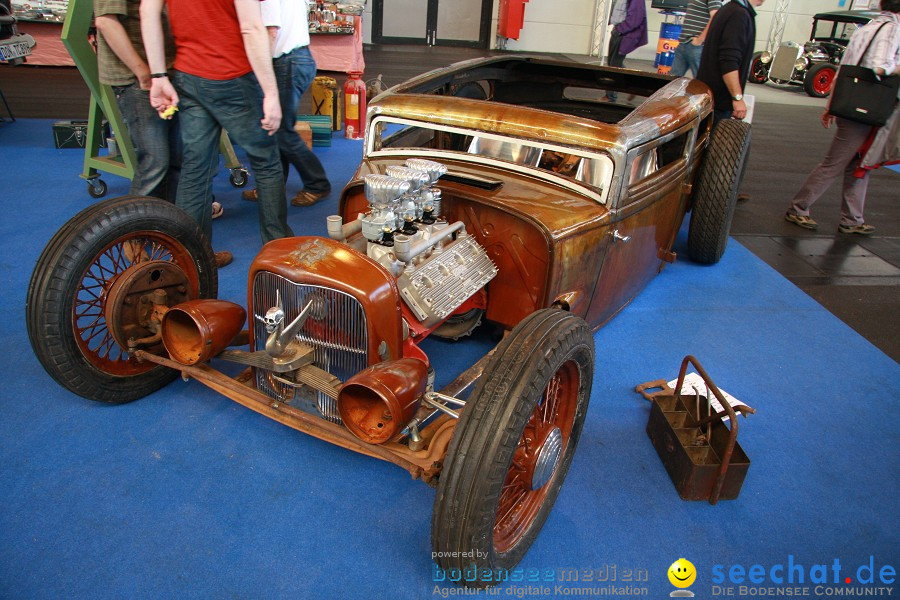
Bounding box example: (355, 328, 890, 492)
(608, 29, 626, 68)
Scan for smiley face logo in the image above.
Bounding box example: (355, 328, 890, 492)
(668, 558, 696, 588)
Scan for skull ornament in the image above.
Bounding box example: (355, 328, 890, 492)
(261, 306, 285, 333)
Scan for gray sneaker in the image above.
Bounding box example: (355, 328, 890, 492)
(785, 212, 818, 230)
(838, 223, 875, 235)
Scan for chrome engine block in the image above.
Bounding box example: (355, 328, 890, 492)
(397, 232, 497, 328)
(355, 159, 497, 327)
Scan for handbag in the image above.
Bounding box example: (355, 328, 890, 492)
(828, 22, 900, 127)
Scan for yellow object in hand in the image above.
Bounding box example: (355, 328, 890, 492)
(161, 105, 179, 119)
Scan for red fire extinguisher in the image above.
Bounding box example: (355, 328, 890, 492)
(343, 72, 366, 140)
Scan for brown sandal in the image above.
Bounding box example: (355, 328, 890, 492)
(291, 190, 329, 207)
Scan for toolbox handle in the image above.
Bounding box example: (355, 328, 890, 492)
(675, 355, 753, 504)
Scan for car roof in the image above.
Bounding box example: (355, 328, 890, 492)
(371, 55, 712, 154)
(812, 10, 879, 24)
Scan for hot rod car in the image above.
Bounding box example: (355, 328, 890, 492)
(749, 10, 876, 98)
(27, 56, 750, 584)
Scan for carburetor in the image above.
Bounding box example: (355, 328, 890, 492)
(361, 158, 447, 244)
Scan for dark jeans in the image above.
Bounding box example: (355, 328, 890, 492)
(714, 109, 734, 125)
(172, 70, 292, 245)
(113, 83, 180, 201)
(274, 46, 330, 194)
(290, 44, 317, 102)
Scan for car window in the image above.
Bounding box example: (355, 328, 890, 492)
(368, 117, 613, 204)
(838, 23, 861, 41)
(627, 131, 690, 187)
(813, 19, 860, 43)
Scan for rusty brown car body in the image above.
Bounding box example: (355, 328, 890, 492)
(28, 56, 751, 584)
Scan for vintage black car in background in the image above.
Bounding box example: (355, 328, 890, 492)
(749, 10, 876, 97)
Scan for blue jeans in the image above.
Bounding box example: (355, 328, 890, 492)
(274, 46, 330, 194)
(172, 70, 292, 245)
(671, 40, 704, 78)
(113, 83, 180, 201)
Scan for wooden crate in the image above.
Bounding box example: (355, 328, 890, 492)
(293, 121, 313, 150)
(296, 115, 333, 147)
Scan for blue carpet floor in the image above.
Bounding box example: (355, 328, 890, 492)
(1, 119, 897, 599)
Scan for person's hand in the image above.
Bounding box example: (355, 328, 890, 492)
(821, 110, 835, 129)
(136, 64, 152, 90)
(690, 36, 704, 46)
(732, 98, 748, 120)
(149, 77, 179, 119)
(260, 94, 281, 135)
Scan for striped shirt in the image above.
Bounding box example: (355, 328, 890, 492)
(679, 0, 723, 42)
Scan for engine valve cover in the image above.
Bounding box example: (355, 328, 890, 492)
(397, 234, 497, 328)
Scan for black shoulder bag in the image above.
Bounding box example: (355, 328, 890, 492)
(828, 21, 900, 127)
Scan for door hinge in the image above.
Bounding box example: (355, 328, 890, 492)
(658, 248, 677, 263)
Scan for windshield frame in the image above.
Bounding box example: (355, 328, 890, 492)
(365, 116, 613, 205)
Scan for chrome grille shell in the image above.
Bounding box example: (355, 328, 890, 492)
(770, 43, 803, 81)
(251, 271, 368, 423)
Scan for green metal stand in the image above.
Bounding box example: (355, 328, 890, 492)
(61, 0, 134, 197)
(60, 0, 248, 198)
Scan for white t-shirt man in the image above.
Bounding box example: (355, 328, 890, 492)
(261, 0, 312, 58)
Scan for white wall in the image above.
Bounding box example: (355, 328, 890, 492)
(363, 4, 373, 44)
(493, 0, 598, 54)
(485, 0, 877, 62)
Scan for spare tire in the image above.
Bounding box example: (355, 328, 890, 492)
(687, 119, 752, 265)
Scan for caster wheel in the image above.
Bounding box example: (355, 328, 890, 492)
(229, 169, 249, 188)
(88, 179, 107, 198)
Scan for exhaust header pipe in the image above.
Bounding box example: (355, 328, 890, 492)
(338, 358, 428, 444)
(161, 299, 247, 365)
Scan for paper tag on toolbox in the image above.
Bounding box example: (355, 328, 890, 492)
(667, 372, 750, 420)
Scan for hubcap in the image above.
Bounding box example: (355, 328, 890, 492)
(493, 360, 579, 553)
(530, 426, 562, 490)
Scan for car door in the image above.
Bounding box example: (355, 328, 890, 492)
(585, 123, 697, 327)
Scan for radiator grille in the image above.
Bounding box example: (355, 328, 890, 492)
(252, 272, 368, 423)
(770, 43, 802, 82)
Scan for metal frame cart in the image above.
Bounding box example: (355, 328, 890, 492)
(60, 0, 249, 198)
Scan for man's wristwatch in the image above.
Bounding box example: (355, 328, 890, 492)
(150, 73, 168, 79)
(732, 93, 743, 102)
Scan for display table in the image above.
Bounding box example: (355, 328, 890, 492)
(309, 15, 365, 74)
(20, 16, 366, 72)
